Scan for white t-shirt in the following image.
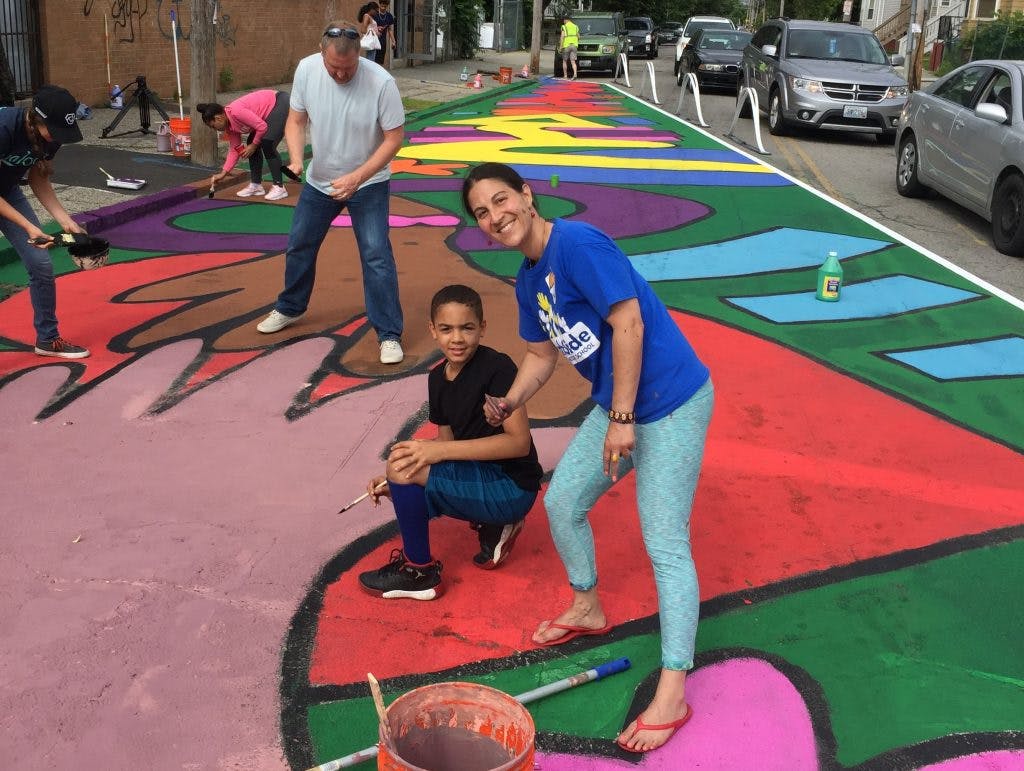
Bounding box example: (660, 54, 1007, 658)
(290, 52, 405, 195)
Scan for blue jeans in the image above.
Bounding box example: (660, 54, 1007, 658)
(0, 185, 59, 341)
(275, 180, 403, 342)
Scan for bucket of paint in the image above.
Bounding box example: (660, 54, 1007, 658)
(499, 66, 513, 85)
(156, 122, 172, 152)
(170, 117, 192, 158)
(377, 681, 534, 771)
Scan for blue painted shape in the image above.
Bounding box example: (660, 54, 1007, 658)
(885, 336, 1024, 379)
(510, 165, 787, 187)
(610, 117, 656, 125)
(728, 276, 981, 323)
(630, 228, 891, 281)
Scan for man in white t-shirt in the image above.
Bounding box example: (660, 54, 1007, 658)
(256, 21, 407, 365)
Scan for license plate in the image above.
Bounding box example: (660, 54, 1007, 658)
(578, 59, 591, 67)
(843, 105, 868, 119)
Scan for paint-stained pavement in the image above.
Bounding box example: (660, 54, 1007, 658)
(2, 60, 1024, 771)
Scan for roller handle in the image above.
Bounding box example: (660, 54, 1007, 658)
(594, 657, 631, 679)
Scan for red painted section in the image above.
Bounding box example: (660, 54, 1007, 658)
(310, 373, 372, 403)
(185, 350, 264, 389)
(310, 312, 1024, 685)
(335, 316, 369, 337)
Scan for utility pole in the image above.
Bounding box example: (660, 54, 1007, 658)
(190, 0, 217, 167)
(529, 0, 543, 76)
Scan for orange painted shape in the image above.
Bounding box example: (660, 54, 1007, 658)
(310, 373, 372, 403)
(185, 350, 264, 389)
(335, 317, 369, 337)
(310, 312, 1024, 685)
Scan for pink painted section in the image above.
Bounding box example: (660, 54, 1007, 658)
(330, 214, 460, 228)
(535, 658, 818, 769)
(919, 751, 1024, 770)
(0, 340, 431, 769)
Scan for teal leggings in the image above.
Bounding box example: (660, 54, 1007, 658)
(544, 379, 714, 670)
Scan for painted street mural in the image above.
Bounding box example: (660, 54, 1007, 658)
(2, 79, 1022, 770)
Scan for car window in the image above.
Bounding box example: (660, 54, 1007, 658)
(786, 29, 888, 63)
(578, 19, 617, 36)
(699, 31, 751, 50)
(933, 65, 993, 107)
(626, 19, 652, 31)
(979, 70, 1013, 121)
(685, 20, 735, 36)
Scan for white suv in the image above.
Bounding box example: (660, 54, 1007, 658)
(674, 15, 736, 77)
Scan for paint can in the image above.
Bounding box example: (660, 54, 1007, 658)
(156, 122, 172, 152)
(377, 681, 534, 771)
(499, 66, 513, 85)
(170, 117, 192, 158)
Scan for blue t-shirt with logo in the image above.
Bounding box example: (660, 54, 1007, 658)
(0, 107, 53, 195)
(515, 218, 709, 423)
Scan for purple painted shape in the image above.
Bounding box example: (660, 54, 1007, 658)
(409, 135, 513, 144)
(535, 657, 817, 770)
(422, 126, 482, 132)
(331, 214, 460, 228)
(453, 182, 711, 249)
(76, 185, 200, 235)
(918, 751, 1024, 770)
(96, 197, 288, 254)
(552, 129, 679, 142)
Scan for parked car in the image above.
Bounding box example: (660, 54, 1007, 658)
(658, 22, 684, 45)
(674, 15, 735, 77)
(553, 11, 628, 76)
(740, 19, 908, 142)
(625, 16, 658, 59)
(679, 28, 753, 90)
(897, 60, 1024, 256)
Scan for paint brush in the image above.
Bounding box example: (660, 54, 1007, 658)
(208, 183, 215, 199)
(337, 481, 387, 514)
(282, 166, 302, 182)
(367, 673, 392, 745)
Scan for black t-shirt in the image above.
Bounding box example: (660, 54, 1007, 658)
(428, 345, 542, 491)
(0, 107, 55, 194)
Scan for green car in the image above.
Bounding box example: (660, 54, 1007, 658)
(554, 11, 628, 76)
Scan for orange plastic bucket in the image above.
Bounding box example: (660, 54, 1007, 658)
(377, 681, 534, 771)
(169, 117, 191, 158)
(499, 66, 513, 85)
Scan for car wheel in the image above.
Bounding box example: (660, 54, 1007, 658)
(651, 45, 658, 59)
(768, 89, 789, 135)
(896, 134, 928, 198)
(673, 57, 680, 77)
(554, 55, 564, 78)
(991, 173, 1024, 256)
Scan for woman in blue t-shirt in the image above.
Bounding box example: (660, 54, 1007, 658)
(0, 85, 89, 358)
(463, 162, 714, 755)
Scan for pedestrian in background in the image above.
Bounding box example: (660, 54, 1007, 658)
(559, 15, 580, 80)
(358, 2, 382, 59)
(0, 85, 90, 358)
(256, 22, 407, 366)
(197, 90, 290, 201)
(373, 0, 397, 68)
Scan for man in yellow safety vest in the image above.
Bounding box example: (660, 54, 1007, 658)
(559, 16, 580, 80)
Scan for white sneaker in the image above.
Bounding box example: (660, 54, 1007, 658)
(265, 185, 288, 201)
(379, 339, 404, 364)
(257, 309, 304, 333)
(237, 183, 265, 198)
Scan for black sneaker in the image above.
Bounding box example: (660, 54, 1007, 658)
(359, 549, 443, 600)
(34, 336, 90, 359)
(473, 520, 524, 570)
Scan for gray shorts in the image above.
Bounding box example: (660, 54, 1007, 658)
(561, 45, 578, 62)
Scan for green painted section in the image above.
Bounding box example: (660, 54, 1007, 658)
(172, 204, 293, 235)
(306, 539, 1024, 766)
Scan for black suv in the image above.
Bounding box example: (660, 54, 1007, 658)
(625, 17, 658, 59)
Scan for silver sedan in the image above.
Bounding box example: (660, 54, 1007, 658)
(896, 59, 1024, 256)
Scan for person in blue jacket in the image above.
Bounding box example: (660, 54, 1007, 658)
(463, 162, 714, 754)
(0, 85, 89, 358)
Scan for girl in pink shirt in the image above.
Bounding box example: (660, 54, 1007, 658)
(197, 90, 290, 200)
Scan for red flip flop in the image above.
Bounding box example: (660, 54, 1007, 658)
(534, 622, 613, 647)
(616, 703, 694, 753)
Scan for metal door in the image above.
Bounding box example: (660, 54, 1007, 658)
(493, 0, 524, 52)
(407, 0, 450, 62)
(0, 0, 42, 99)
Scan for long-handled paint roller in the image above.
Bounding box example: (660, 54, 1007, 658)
(306, 657, 632, 771)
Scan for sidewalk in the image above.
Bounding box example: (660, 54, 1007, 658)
(23, 49, 540, 227)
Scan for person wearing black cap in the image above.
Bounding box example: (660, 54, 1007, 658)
(0, 84, 90, 358)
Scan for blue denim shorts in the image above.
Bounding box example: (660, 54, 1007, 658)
(425, 461, 536, 525)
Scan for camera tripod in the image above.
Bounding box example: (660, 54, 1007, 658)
(101, 75, 171, 138)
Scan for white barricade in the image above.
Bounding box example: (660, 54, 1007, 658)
(637, 61, 661, 104)
(675, 71, 709, 127)
(725, 85, 771, 156)
(612, 52, 630, 88)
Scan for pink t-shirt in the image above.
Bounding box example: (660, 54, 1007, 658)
(221, 90, 279, 172)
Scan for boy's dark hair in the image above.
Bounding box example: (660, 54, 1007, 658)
(461, 162, 540, 217)
(431, 284, 484, 322)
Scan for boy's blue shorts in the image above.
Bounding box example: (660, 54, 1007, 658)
(425, 460, 537, 525)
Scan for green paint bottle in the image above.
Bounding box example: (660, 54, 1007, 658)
(816, 250, 843, 302)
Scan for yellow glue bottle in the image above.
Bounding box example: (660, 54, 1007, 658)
(816, 250, 842, 302)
